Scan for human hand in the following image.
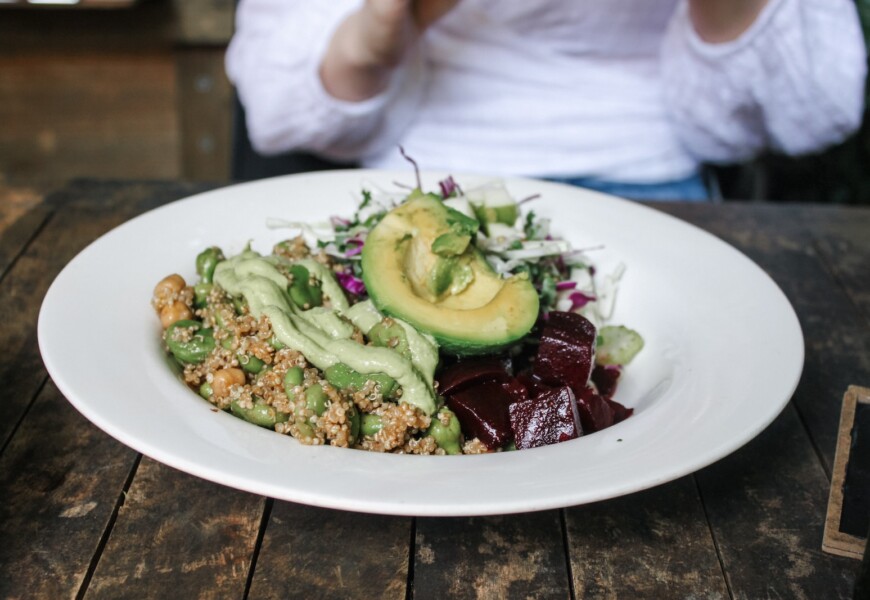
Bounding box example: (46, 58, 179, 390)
(321, 0, 460, 101)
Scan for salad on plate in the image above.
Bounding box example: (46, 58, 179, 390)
(151, 174, 644, 455)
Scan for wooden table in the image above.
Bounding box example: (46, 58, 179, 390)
(1, 179, 868, 599)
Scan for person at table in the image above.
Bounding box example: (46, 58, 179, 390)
(226, 0, 867, 201)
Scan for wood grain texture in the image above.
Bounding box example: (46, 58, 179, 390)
(801, 205, 870, 324)
(0, 180, 212, 449)
(0, 381, 139, 599)
(0, 52, 180, 188)
(247, 502, 410, 600)
(0, 207, 125, 449)
(695, 404, 858, 599)
(0, 197, 50, 280)
(413, 511, 570, 599)
(86, 458, 264, 599)
(566, 477, 729, 599)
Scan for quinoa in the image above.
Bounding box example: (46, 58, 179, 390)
(154, 242, 467, 456)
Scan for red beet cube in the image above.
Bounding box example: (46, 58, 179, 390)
(534, 312, 597, 392)
(509, 386, 583, 450)
(575, 386, 615, 433)
(446, 380, 514, 449)
(605, 398, 634, 424)
(591, 364, 621, 399)
(437, 357, 512, 396)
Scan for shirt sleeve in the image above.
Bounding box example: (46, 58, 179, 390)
(660, 0, 867, 163)
(225, 0, 427, 161)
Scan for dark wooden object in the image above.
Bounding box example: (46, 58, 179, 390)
(1, 180, 868, 598)
(0, 0, 235, 187)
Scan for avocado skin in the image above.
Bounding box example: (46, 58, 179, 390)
(361, 193, 539, 356)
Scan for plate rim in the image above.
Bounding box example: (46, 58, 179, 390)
(37, 169, 804, 516)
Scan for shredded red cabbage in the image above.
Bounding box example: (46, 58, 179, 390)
(337, 270, 366, 295)
(556, 281, 577, 291)
(439, 176, 460, 198)
(568, 291, 596, 311)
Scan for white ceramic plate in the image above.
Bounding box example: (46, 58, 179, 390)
(38, 170, 803, 516)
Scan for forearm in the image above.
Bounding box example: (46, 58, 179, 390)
(688, 0, 769, 43)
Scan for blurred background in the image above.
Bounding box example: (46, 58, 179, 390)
(1, 0, 870, 218)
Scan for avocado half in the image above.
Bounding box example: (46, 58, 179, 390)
(361, 192, 539, 355)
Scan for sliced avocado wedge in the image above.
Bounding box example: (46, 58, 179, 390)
(361, 193, 539, 355)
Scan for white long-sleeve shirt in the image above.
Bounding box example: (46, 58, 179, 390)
(227, 0, 866, 183)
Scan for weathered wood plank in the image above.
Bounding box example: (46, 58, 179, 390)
(0, 208, 127, 450)
(651, 203, 866, 598)
(565, 476, 729, 598)
(247, 502, 410, 600)
(0, 202, 51, 280)
(801, 205, 870, 324)
(0, 180, 214, 451)
(43, 178, 215, 212)
(85, 458, 264, 599)
(413, 511, 570, 599)
(696, 404, 858, 599)
(0, 52, 180, 188)
(0, 380, 139, 598)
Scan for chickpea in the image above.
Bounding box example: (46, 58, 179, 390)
(160, 300, 193, 328)
(154, 274, 186, 298)
(212, 368, 246, 398)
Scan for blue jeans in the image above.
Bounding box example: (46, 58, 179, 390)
(546, 173, 710, 202)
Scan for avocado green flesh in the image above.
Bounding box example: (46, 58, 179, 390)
(214, 253, 437, 415)
(361, 194, 539, 355)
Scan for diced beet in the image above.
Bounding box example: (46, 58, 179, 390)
(436, 357, 512, 396)
(575, 386, 615, 433)
(605, 398, 634, 424)
(509, 386, 582, 450)
(501, 378, 529, 404)
(591, 364, 621, 399)
(515, 370, 556, 398)
(534, 312, 597, 393)
(446, 380, 514, 449)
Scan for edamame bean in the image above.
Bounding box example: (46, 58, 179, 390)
(289, 284, 313, 309)
(230, 398, 289, 428)
(324, 363, 398, 398)
(232, 296, 248, 315)
(305, 383, 328, 416)
(295, 417, 315, 439)
(196, 246, 225, 284)
(199, 382, 213, 400)
(368, 320, 410, 358)
(427, 407, 462, 455)
(238, 353, 265, 374)
(347, 404, 360, 444)
(269, 334, 286, 350)
(193, 282, 213, 308)
(164, 320, 215, 364)
(361, 413, 383, 437)
(283, 366, 304, 398)
(287, 264, 323, 309)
